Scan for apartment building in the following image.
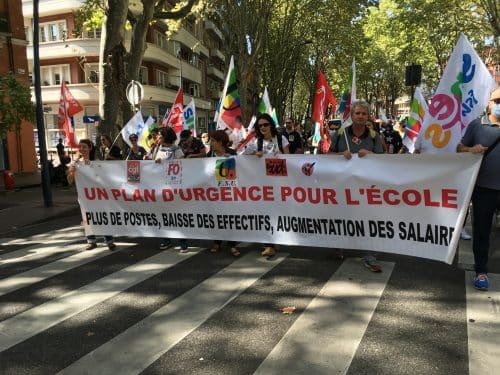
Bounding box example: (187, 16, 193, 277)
(0, 0, 37, 173)
(22, 0, 226, 151)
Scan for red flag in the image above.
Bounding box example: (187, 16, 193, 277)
(312, 70, 337, 145)
(161, 88, 184, 134)
(58, 82, 83, 148)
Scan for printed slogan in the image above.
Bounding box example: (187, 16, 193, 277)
(76, 154, 481, 264)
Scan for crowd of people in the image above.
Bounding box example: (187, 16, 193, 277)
(64, 87, 500, 291)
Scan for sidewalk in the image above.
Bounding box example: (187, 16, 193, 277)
(0, 171, 79, 235)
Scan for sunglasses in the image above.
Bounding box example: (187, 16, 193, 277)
(258, 122, 271, 127)
(130, 137, 138, 141)
(285, 122, 292, 125)
(492, 99, 500, 104)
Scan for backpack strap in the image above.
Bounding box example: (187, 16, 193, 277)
(257, 138, 263, 152)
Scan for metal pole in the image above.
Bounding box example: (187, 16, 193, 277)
(33, 0, 53, 206)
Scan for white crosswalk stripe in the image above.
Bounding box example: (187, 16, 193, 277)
(255, 258, 394, 375)
(58, 252, 288, 375)
(0, 229, 499, 375)
(0, 248, 201, 351)
(466, 271, 500, 375)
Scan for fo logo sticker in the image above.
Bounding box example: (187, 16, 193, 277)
(127, 160, 140, 183)
(266, 158, 287, 176)
(301, 162, 316, 176)
(166, 161, 182, 185)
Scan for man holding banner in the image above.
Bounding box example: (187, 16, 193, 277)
(457, 87, 500, 291)
(328, 100, 385, 272)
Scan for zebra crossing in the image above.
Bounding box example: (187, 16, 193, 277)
(0, 225, 499, 375)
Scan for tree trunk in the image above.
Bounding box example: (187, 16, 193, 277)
(100, 0, 129, 137)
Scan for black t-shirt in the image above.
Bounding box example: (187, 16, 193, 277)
(282, 130, 303, 154)
(381, 127, 402, 154)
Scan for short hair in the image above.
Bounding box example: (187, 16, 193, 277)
(159, 127, 177, 144)
(179, 129, 192, 139)
(209, 130, 231, 149)
(255, 113, 278, 139)
(100, 134, 113, 144)
(350, 100, 371, 116)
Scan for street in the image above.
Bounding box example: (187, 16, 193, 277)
(0, 213, 498, 374)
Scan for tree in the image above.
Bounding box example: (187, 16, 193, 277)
(75, 0, 206, 137)
(0, 73, 35, 139)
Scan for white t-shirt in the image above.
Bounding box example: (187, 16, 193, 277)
(241, 135, 289, 155)
(155, 145, 184, 161)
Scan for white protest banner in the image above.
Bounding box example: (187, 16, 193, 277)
(75, 154, 481, 264)
(419, 33, 496, 153)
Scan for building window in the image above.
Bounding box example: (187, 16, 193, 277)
(156, 70, 169, 89)
(189, 83, 200, 97)
(39, 21, 66, 43)
(40, 65, 71, 85)
(189, 53, 199, 68)
(139, 66, 148, 85)
(83, 28, 101, 39)
(154, 30, 167, 50)
(85, 64, 99, 83)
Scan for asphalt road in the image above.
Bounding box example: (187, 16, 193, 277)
(0, 214, 498, 375)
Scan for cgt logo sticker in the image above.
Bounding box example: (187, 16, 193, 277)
(301, 162, 316, 176)
(266, 158, 287, 176)
(127, 160, 140, 183)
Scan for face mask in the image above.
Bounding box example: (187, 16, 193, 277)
(493, 103, 500, 118)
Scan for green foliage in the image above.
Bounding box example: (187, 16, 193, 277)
(73, 0, 105, 36)
(0, 74, 35, 139)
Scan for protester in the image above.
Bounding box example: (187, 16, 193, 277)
(155, 127, 188, 252)
(68, 139, 116, 251)
(380, 120, 402, 154)
(145, 127, 161, 160)
(241, 113, 289, 257)
(206, 130, 240, 257)
(201, 132, 211, 154)
(282, 117, 304, 154)
(56, 138, 65, 160)
(456, 86, 500, 291)
(127, 134, 147, 160)
(100, 134, 122, 160)
(328, 100, 385, 272)
(179, 129, 206, 158)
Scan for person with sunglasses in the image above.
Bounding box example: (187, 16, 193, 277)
(457, 86, 500, 291)
(241, 113, 289, 257)
(127, 134, 147, 160)
(282, 117, 304, 154)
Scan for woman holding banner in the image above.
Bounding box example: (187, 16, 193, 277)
(68, 139, 116, 251)
(241, 113, 290, 257)
(206, 130, 240, 257)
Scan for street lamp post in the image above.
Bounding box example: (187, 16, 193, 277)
(33, 0, 53, 207)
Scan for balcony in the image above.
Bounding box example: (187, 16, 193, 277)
(204, 20, 223, 41)
(32, 83, 98, 105)
(144, 43, 202, 84)
(26, 39, 100, 61)
(208, 89, 221, 100)
(207, 66, 225, 81)
(171, 27, 209, 57)
(22, 0, 84, 17)
(209, 48, 225, 63)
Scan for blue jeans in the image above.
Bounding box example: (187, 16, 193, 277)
(87, 235, 114, 245)
(471, 186, 500, 274)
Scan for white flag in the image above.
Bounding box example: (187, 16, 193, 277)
(419, 33, 496, 153)
(183, 98, 196, 136)
(121, 111, 145, 148)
